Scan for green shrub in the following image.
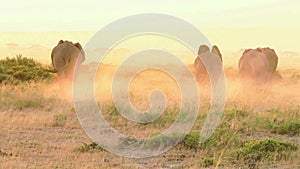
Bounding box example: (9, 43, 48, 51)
(0, 55, 53, 84)
(74, 142, 105, 153)
(183, 131, 200, 149)
(236, 139, 298, 162)
(270, 121, 300, 136)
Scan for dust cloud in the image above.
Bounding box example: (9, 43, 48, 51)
(54, 63, 300, 112)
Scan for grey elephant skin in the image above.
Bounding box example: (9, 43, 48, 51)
(238, 47, 278, 83)
(50, 40, 85, 80)
(194, 45, 223, 83)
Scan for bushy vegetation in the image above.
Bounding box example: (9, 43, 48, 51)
(183, 131, 200, 149)
(0, 55, 53, 84)
(236, 139, 298, 162)
(270, 121, 300, 136)
(74, 142, 105, 153)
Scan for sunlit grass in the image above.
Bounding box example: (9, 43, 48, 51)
(0, 66, 299, 168)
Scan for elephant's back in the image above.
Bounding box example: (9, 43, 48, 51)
(51, 42, 81, 69)
(52, 42, 81, 59)
(239, 50, 269, 76)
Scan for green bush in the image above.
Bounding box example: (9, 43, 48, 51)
(236, 139, 298, 162)
(183, 131, 200, 149)
(270, 121, 300, 136)
(73, 142, 105, 153)
(0, 55, 53, 84)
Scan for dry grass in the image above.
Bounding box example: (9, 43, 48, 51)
(0, 66, 299, 168)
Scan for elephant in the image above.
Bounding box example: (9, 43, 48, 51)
(238, 47, 278, 83)
(50, 40, 85, 80)
(194, 45, 223, 83)
(260, 47, 278, 73)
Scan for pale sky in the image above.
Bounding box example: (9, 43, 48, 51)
(0, 0, 300, 68)
(0, 0, 300, 31)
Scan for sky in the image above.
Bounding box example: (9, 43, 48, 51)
(0, 0, 299, 68)
(0, 0, 300, 31)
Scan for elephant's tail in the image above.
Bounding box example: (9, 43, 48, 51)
(45, 69, 59, 73)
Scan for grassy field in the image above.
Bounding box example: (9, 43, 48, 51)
(0, 57, 299, 168)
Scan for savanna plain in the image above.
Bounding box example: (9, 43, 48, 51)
(0, 51, 300, 169)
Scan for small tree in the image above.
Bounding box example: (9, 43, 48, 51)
(0, 55, 53, 84)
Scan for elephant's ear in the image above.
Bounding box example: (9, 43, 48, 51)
(198, 45, 209, 55)
(257, 47, 263, 52)
(74, 43, 83, 51)
(212, 45, 222, 61)
(58, 40, 64, 45)
(74, 43, 85, 63)
(243, 49, 251, 55)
